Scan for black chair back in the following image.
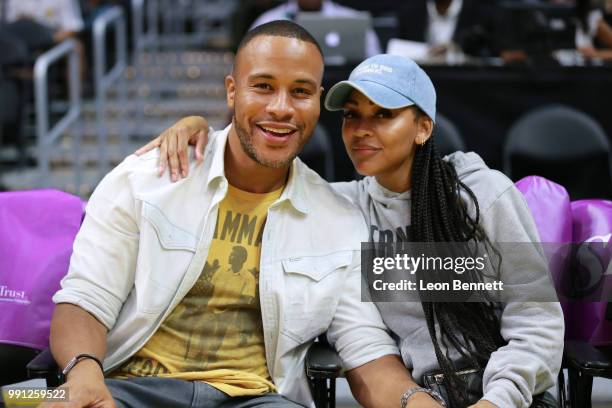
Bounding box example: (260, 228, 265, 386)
(504, 105, 612, 200)
(434, 113, 466, 157)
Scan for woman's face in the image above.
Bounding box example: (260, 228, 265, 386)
(341, 90, 429, 189)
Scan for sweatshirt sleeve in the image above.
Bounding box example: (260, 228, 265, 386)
(479, 185, 564, 408)
(326, 215, 400, 370)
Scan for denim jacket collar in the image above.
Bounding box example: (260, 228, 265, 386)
(206, 125, 309, 214)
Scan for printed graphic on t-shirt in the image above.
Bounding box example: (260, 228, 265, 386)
(370, 224, 412, 243)
(112, 185, 283, 396)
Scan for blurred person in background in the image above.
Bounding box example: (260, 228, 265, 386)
(81, 0, 126, 28)
(395, 0, 500, 58)
(0, 0, 86, 78)
(575, 0, 612, 59)
(2, 0, 84, 49)
(249, 0, 382, 57)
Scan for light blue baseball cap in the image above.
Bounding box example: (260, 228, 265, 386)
(324, 54, 436, 122)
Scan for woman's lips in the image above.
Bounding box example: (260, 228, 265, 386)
(352, 145, 381, 158)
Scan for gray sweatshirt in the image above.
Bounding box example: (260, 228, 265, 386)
(332, 152, 564, 408)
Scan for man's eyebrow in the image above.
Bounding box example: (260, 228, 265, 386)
(344, 99, 358, 106)
(248, 73, 275, 81)
(247, 74, 318, 87)
(295, 78, 318, 87)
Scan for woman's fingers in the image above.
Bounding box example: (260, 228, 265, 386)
(158, 133, 169, 176)
(194, 129, 207, 162)
(167, 130, 180, 182)
(134, 136, 162, 156)
(140, 120, 208, 180)
(178, 127, 190, 178)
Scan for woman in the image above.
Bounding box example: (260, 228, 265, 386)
(137, 54, 563, 408)
(575, 0, 612, 60)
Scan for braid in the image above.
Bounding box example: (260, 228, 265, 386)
(411, 126, 505, 407)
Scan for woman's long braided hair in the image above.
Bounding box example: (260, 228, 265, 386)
(410, 109, 505, 406)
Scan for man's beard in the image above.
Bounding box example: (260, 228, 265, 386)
(233, 116, 307, 168)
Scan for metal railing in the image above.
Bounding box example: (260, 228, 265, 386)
(93, 5, 128, 175)
(34, 39, 82, 190)
(131, 0, 159, 62)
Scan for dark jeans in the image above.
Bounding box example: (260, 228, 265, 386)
(106, 377, 305, 408)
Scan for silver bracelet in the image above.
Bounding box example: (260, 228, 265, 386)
(400, 387, 447, 408)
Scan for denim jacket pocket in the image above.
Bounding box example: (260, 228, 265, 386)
(282, 251, 352, 281)
(281, 251, 352, 343)
(137, 202, 198, 314)
(142, 202, 197, 252)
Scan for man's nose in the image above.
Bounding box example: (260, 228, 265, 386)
(266, 90, 295, 121)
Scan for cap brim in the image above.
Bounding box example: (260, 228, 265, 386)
(324, 80, 416, 111)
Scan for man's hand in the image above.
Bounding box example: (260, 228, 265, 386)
(468, 400, 498, 408)
(45, 304, 112, 407)
(427, 44, 448, 57)
(134, 115, 209, 181)
(578, 45, 598, 59)
(38, 360, 116, 408)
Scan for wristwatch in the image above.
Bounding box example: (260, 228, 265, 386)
(400, 387, 447, 408)
(62, 354, 104, 377)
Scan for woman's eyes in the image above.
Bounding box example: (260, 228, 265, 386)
(375, 109, 393, 119)
(343, 110, 393, 119)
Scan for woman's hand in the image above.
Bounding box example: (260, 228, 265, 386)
(135, 116, 209, 181)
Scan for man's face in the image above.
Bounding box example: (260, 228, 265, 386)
(225, 35, 324, 168)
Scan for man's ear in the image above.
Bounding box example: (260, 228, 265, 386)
(225, 75, 236, 109)
(415, 116, 434, 146)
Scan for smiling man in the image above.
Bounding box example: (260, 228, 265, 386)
(44, 21, 404, 408)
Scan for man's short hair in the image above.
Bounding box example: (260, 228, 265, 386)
(236, 20, 323, 60)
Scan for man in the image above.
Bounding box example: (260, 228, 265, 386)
(44, 21, 439, 408)
(2, 0, 84, 47)
(250, 0, 382, 57)
(1, 0, 86, 78)
(396, 0, 498, 57)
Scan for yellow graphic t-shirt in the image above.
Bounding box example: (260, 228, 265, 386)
(112, 184, 284, 396)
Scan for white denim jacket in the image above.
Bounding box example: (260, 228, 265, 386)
(54, 125, 399, 406)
